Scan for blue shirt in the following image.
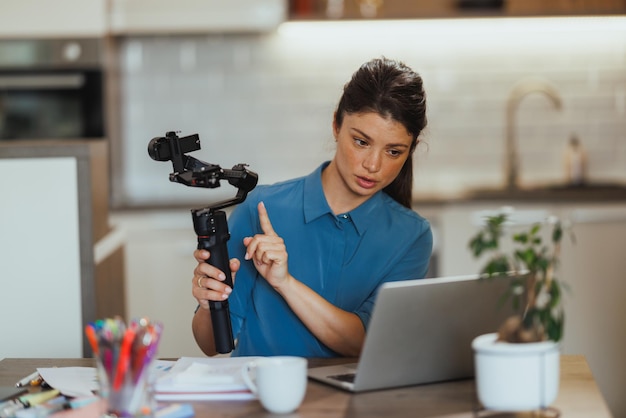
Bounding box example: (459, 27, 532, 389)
(226, 162, 433, 357)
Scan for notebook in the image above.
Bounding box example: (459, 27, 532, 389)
(307, 274, 516, 392)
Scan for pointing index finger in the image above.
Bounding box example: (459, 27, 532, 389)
(258, 201, 277, 236)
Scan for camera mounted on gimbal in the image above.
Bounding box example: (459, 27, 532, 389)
(148, 131, 258, 353)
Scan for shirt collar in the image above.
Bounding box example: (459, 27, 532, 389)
(303, 162, 384, 236)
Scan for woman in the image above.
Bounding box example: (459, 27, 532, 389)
(192, 57, 432, 357)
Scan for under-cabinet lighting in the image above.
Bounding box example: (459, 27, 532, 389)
(278, 16, 626, 44)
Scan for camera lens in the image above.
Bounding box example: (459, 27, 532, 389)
(148, 137, 170, 161)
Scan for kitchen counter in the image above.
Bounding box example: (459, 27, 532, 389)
(461, 183, 626, 202)
(412, 182, 626, 206)
(109, 181, 626, 211)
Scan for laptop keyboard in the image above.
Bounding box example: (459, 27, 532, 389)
(328, 373, 356, 383)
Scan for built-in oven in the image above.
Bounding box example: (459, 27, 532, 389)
(0, 38, 105, 141)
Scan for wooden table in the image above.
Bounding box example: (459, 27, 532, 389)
(0, 355, 612, 417)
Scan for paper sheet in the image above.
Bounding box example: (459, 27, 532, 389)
(36, 359, 252, 401)
(36, 360, 175, 398)
(154, 356, 262, 401)
(37, 367, 98, 397)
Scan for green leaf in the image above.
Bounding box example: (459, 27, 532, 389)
(549, 281, 561, 308)
(468, 233, 484, 257)
(482, 256, 510, 276)
(513, 232, 528, 244)
(515, 248, 537, 268)
(537, 258, 550, 273)
(546, 314, 564, 342)
(552, 222, 563, 244)
(530, 224, 541, 236)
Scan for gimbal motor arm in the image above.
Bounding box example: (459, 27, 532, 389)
(149, 131, 258, 211)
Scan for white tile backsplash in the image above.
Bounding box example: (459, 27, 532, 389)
(115, 17, 626, 207)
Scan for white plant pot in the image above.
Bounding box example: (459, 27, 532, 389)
(472, 333, 560, 412)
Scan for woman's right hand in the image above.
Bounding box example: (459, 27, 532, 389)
(192, 249, 240, 311)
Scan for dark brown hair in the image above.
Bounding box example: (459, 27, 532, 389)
(334, 57, 427, 208)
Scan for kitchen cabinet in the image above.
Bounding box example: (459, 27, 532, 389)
(0, 0, 107, 38)
(0, 140, 126, 357)
(557, 205, 626, 417)
(108, 0, 288, 34)
(0, 156, 84, 358)
(507, 0, 626, 15)
(289, 0, 626, 20)
(0, 0, 287, 38)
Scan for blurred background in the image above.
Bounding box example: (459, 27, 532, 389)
(1, 0, 625, 416)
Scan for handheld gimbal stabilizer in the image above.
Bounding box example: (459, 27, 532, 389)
(148, 131, 258, 353)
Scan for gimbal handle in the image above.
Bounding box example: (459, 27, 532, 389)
(193, 209, 235, 354)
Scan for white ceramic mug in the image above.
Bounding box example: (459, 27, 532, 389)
(241, 356, 308, 414)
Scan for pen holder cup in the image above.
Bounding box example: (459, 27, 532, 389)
(97, 358, 157, 417)
(87, 317, 163, 418)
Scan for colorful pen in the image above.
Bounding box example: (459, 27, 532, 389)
(18, 390, 60, 408)
(13, 395, 99, 418)
(84, 324, 100, 356)
(15, 371, 39, 387)
(113, 322, 138, 390)
(0, 390, 60, 417)
(28, 376, 43, 387)
(13, 395, 66, 418)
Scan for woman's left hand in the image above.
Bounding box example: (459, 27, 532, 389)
(243, 201, 290, 288)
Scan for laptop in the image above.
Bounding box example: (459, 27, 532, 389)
(307, 274, 515, 392)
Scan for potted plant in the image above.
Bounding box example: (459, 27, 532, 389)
(468, 208, 569, 412)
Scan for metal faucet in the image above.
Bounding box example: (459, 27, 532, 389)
(505, 78, 562, 190)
